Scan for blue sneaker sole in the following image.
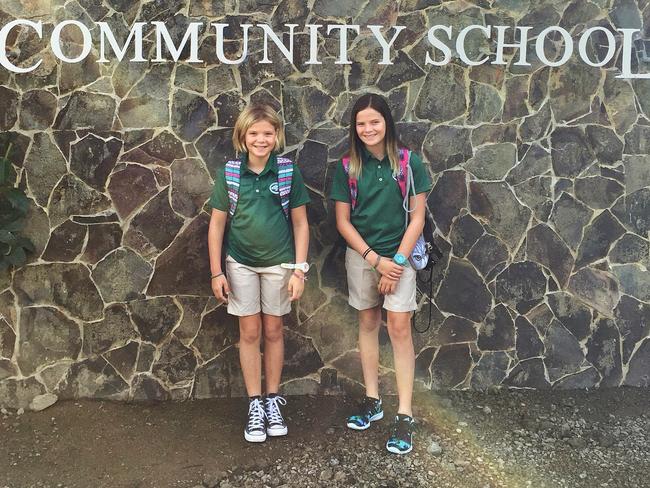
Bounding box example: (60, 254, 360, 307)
(386, 441, 413, 455)
(346, 411, 384, 430)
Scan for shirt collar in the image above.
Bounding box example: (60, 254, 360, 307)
(361, 146, 388, 164)
(241, 152, 278, 176)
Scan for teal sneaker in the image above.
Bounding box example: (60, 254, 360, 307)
(386, 414, 415, 454)
(346, 396, 383, 430)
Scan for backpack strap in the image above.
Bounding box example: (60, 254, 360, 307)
(276, 157, 293, 219)
(341, 156, 358, 211)
(224, 159, 242, 217)
(395, 148, 410, 199)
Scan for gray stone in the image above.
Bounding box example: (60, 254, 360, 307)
(472, 123, 517, 147)
(92, 248, 153, 303)
(58, 357, 129, 400)
(502, 76, 529, 122)
(42, 220, 87, 262)
(553, 367, 600, 390)
(0, 377, 46, 410)
(305, 297, 358, 362)
(470, 351, 510, 390)
(515, 316, 544, 360)
(634, 79, 650, 119)
(70, 135, 122, 191)
(496, 261, 546, 312)
(283, 330, 324, 379)
(469, 181, 532, 249)
(527, 224, 574, 288)
(130, 297, 181, 345)
(520, 102, 551, 141)
(23, 132, 67, 207)
(623, 155, 650, 195)
(83, 304, 138, 356)
(0, 318, 15, 359)
(478, 304, 515, 351)
(624, 189, 650, 236)
(435, 258, 492, 323)
(550, 193, 593, 251)
(13, 264, 104, 321)
(104, 342, 139, 382)
(313, 0, 363, 18)
(192, 306, 238, 362)
(415, 65, 467, 123)
(551, 128, 595, 178)
(170, 158, 213, 217)
(615, 295, 650, 363)
(213, 91, 245, 129)
(124, 189, 184, 257)
(514, 176, 553, 222)
(376, 51, 425, 92)
(586, 125, 623, 165)
(613, 264, 650, 302)
(55, 92, 116, 130)
(19, 90, 57, 129)
(544, 320, 585, 383)
(576, 211, 626, 269)
(548, 292, 592, 341)
(574, 176, 624, 209)
(48, 174, 112, 228)
(0, 359, 17, 381)
(423, 127, 473, 173)
(153, 336, 197, 385)
(586, 318, 623, 387)
(193, 347, 239, 399)
(467, 234, 509, 277)
(549, 58, 601, 123)
(603, 71, 637, 134)
(624, 124, 650, 154)
(431, 344, 472, 389)
(82, 223, 123, 265)
(17, 307, 81, 376)
(196, 129, 236, 177)
(119, 95, 170, 128)
(29, 393, 58, 411)
(610, 233, 649, 266)
(428, 171, 467, 235)
(504, 358, 550, 388)
(625, 339, 650, 387)
(435, 316, 477, 345)
(147, 214, 212, 296)
(468, 83, 503, 124)
(449, 214, 484, 258)
(568, 267, 620, 318)
(108, 164, 159, 219)
(297, 140, 328, 192)
(465, 143, 516, 180)
(0, 86, 19, 130)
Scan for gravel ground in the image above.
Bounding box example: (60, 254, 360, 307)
(1, 388, 648, 488)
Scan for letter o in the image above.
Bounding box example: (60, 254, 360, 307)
(51, 20, 92, 63)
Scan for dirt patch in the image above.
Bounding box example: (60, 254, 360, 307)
(1, 389, 648, 488)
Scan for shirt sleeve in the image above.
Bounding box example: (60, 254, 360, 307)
(209, 166, 229, 212)
(409, 152, 432, 195)
(329, 160, 351, 203)
(289, 165, 311, 208)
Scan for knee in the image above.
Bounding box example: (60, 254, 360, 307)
(359, 318, 380, 333)
(387, 320, 412, 343)
(263, 321, 284, 343)
(239, 325, 261, 345)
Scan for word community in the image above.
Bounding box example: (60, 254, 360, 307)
(0, 20, 647, 79)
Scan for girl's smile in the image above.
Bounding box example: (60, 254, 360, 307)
(245, 120, 277, 163)
(355, 107, 387, 156)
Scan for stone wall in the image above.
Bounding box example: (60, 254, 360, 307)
(1, 0, 649, 408)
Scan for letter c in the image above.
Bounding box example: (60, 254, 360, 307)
(0, 19, 43, 73)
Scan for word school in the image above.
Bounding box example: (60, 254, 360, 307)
(0, 20, 646, 79)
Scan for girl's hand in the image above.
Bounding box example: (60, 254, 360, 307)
(211, 275, 230, 303)
(378, 275, 397, 295)
(287, 273, 305, 301)
(375, 256, 404, 280)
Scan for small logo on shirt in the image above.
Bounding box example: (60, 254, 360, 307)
(269, 182, 279, 194)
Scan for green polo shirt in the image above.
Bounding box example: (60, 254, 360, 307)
(330, 150, 432, 256)
(210, 153, 310, 267)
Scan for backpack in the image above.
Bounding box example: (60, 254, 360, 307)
(224, 157, 294, 219)
(340, 148, 440, 271)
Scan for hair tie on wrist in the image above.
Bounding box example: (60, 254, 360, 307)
(211, 272, 224, 279)
(362, 247, 372, 259)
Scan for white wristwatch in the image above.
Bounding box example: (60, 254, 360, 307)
(281, 262, 310, 273)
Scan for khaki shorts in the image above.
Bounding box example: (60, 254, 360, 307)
(225, 255, 292, 316)
(345, 247, 417, 313)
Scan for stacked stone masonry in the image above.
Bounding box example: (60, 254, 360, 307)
(0, 0, 649, 408)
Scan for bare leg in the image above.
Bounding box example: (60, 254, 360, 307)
(386, 311, 414, 417)
(358, 306, 382, 399)
(262, 314, 284, 394)
(238, 313, 263, 397)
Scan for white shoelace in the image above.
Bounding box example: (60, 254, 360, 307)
(265, 395, 287, 425)
(247, 398, 266, 432)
